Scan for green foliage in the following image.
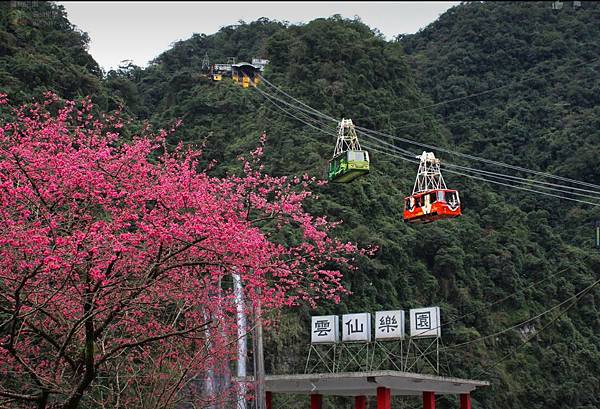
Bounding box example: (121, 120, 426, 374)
(400, 2, 600, 407)
(127, 10, 600, 408)
(114, 8, 600, 409)
(402, 1, 600, 195)
(3, 2, 600, 408)
(0, 2, 104, 103)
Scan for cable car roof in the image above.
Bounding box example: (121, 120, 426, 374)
(232, 62, 258, 69)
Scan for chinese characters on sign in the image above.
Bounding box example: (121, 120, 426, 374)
(409, 307, 441, 338)
(310, 307, 440, 344)
(311, 315, 339, 344)
(342, 313, 371, 342)
(375, 310, 405, 340)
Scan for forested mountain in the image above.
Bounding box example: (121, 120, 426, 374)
(401, 0, 600, 248)
(1, 2, 599, 409)
(0, 2, 108, 104)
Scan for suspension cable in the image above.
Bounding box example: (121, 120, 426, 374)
(364, 143, 600, 207)
(253, 80, 600, 204)
(257, 71, 600, 191)
(356, 130, 600, 199)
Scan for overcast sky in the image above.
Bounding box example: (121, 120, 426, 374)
(59, 1, 459, 72)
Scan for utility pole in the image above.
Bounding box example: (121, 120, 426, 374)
(202, 307, 217, 409)
(253, 293, 266, 409)
(233, 273, 248, 409)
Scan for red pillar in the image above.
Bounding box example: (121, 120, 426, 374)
(310, 394, 323, 409)
(355, 395, 367, 409)
(460, 394, 471, 409)
(266, 391, 273, 409)
(377, 387, 391, 409)
(423, 391, 435, 409)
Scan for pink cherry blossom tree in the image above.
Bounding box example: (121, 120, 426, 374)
(0, 94, 364, 408)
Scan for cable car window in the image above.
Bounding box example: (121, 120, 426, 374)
(429, 192, 437, 204)
(438, 191, 445, 201)
(446, 191, 459, 207)
(347, 151, 363, 161)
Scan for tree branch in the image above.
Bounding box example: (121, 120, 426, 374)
(97, 321, 212, 367)
(0, 389, 40, 402)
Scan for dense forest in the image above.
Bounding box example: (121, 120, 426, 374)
(1, 1, 599, 408)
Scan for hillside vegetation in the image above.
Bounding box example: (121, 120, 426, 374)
(1, 2, 599, 408)
(0, 2, 109, 104)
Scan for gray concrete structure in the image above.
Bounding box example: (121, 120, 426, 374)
(263, 370, 489, 396)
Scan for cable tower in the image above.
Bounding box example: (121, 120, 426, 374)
(413, 152, 447, 194)
(253, 72, 600, 207)
(333, 119, 362, 158)
(201, 52, 210, 72)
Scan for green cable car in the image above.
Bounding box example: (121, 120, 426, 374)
(327, 119, 370, 183)
(328, 150, 370, 183)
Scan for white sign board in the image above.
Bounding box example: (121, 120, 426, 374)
(409, 307, 441, 338)
(342, 313, 371, 342)
(375, 310, 405, 340)
(311, 315, 339, 344)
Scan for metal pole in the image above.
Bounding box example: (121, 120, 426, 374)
(436, 337, 439, 374)
(254, 294, 266, 409)
(204, 313, 216, 409)
(233, 273, 247, 409)
(216, 277, 232, 409)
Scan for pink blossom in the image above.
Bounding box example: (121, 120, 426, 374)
(0, 96, 369, 408)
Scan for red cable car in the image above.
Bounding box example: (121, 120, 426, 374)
(403, 152, 461, 224)
(403, 189, 461, 224)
